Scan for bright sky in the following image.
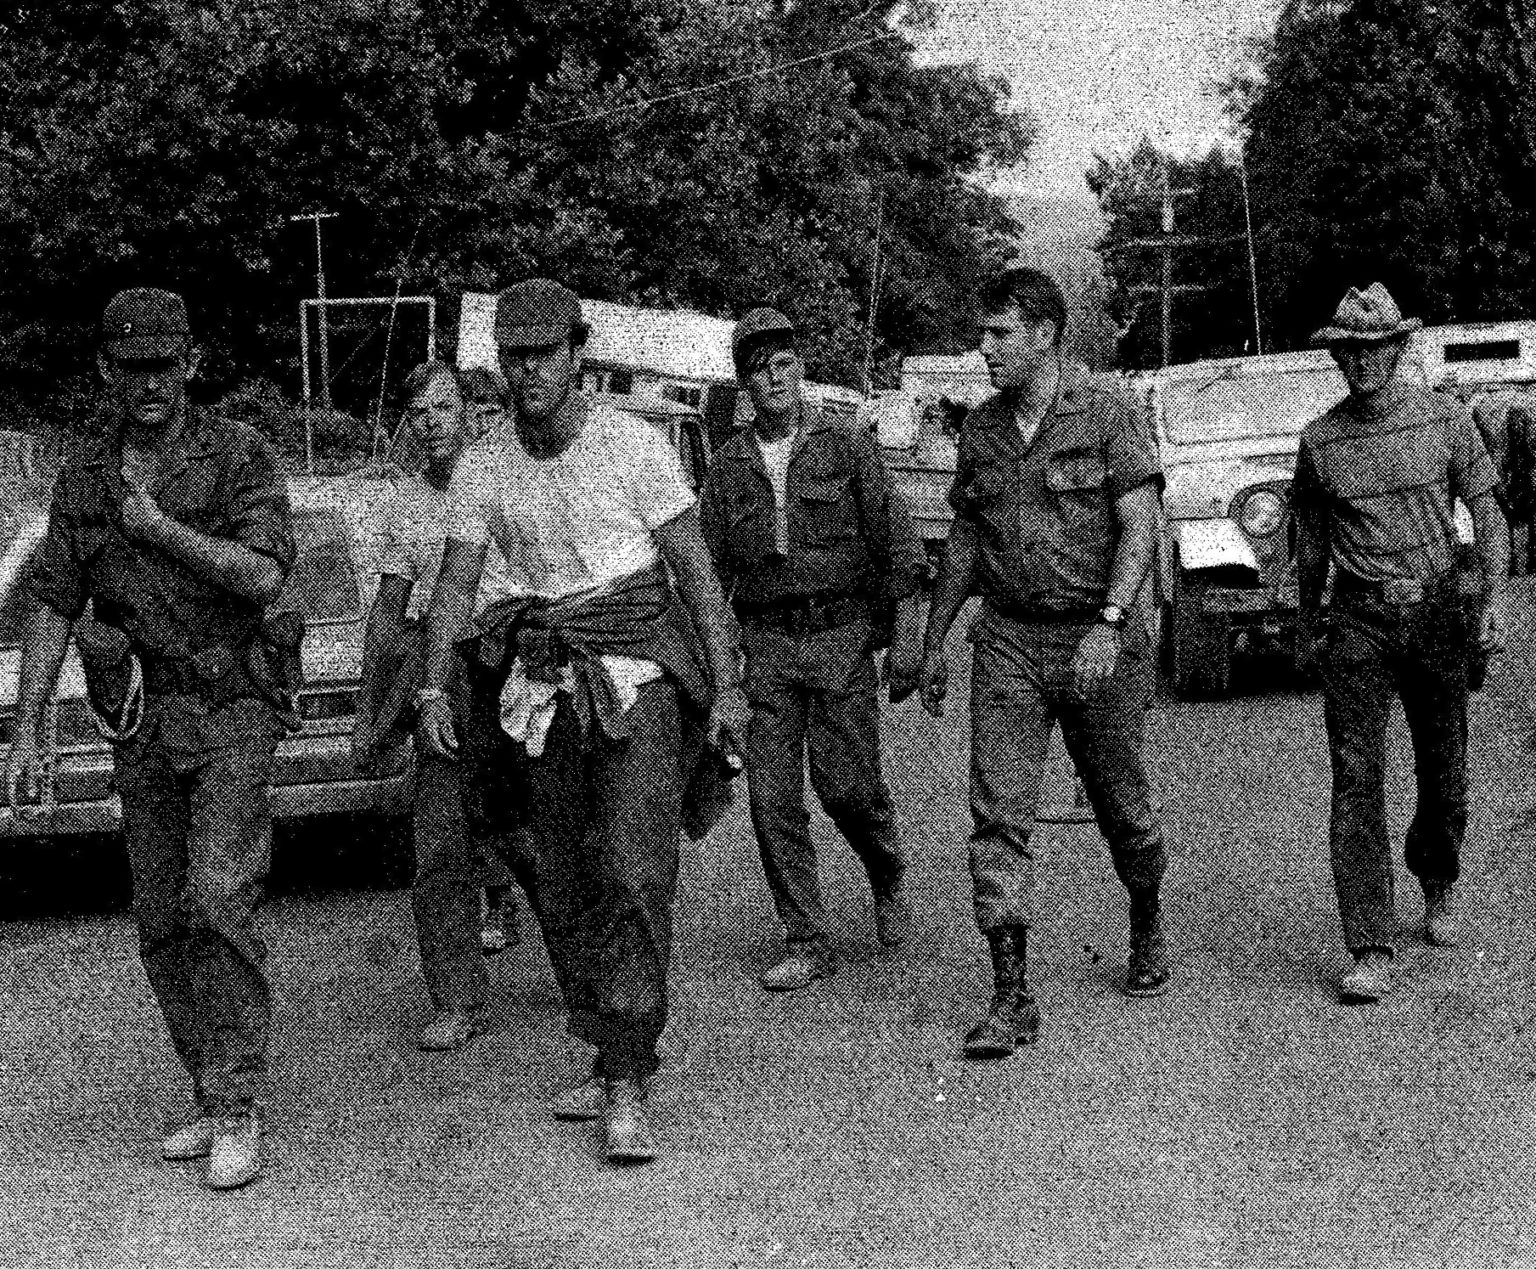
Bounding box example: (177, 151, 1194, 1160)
(915, 0, 1283, 201)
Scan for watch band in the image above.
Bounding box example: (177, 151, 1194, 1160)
(414, 687, 447, 704)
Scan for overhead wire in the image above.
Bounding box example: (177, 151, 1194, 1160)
(544, 27, 906, 129)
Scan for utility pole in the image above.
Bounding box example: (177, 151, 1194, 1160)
(290, 212, 338, 408)
(1102, 150, 1243, 369)
(1160, 154, 1174, 369)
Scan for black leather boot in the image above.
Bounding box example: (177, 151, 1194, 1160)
(1125, 893, 1170, 997)
(963, 928, 1040, 1058)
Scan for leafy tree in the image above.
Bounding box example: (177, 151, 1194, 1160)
(1088, 140, 1260, 369)
(1230, 0, 1536, 347)
(0, 0, 1034, 443)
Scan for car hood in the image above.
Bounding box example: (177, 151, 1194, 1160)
(1163, 451, 1298, 520)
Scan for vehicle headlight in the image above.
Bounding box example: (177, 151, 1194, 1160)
(1237, 489, 1285, 537)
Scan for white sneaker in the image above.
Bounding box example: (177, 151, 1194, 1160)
(161, 1116, 218, 1161)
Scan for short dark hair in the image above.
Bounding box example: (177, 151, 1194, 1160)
(736, 334, 797, 378)
(981, 268, 1068, 345)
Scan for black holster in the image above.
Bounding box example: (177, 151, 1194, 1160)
(243, 610, 306, 731)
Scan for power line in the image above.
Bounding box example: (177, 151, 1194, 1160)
(545, 28, 904, 129)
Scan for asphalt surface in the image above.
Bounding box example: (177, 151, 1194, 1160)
(6, 591, 1536, 1268)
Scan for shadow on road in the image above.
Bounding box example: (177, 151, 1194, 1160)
(0, 812, 413, 923)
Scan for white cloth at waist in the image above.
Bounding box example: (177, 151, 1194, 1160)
(500, 654, 660, 756)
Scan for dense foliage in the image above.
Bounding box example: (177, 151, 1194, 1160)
(1087, 141, 1259, 371)
(0, 0, 1033, 438)
(1090, 0, 1536, 367)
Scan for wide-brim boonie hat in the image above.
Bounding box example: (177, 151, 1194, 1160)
(1310, 282, 1423, 346)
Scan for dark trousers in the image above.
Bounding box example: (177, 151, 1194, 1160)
(967, 607, 1165, 933)
(411, 755, 490, 1014)
(114, 696, 283, 1117)
(460, 668, 683, 1081)
(742, 616, 904, 948)
(1321, 595, 1469, 952)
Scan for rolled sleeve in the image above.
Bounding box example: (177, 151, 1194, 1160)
(28, 486, 87, 622)
(227, 432, 297, 572)
(1102, 398, 1162, 498)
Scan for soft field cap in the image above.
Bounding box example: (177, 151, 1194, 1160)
(731, 307, 796, 368)
(495, 279, 582, 348)
(102, 288, 191, 360)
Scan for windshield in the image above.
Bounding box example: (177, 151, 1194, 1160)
(1163, 368, 1347, 445)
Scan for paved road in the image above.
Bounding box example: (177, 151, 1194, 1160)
(5, 590, 1536, 1268)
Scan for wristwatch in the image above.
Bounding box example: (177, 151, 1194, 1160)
(414, 687, 447, 705)
(1098, 604, 1128, 630)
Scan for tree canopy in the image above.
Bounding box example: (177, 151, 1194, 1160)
(1090, 0, 1536, 367)
(0, 0, 1034, 433)
(1087, 140, 1258, 371)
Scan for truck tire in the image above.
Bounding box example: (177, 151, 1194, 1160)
(1169, 572, 1231, 699)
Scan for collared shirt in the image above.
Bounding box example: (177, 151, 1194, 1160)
(698, 402, 925, 608)
(445, 394, 696, 751)
(1291, 381, 1497, 586)
(30, 406, 296, 658)
(948, 361, 1162, 615)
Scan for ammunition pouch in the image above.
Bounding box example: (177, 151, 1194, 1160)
(135, 610, 306, 732)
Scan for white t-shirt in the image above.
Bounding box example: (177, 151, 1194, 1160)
(446, 398, 697, 752)
(448, 399, 695, 605)
(371, 473, 506, 620)
(757, 431, 795, 555)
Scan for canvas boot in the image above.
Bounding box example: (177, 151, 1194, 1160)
(603, 1078, 657, 1164)
(1423, 882, 1460, 948)
(205, 1112, 262, 1191)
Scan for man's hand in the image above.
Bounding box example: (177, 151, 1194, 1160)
(118, 473, 169, 544)
(350, 715, 380, 774)
(4, 720, 45, 813)
(1071, 624, 1121, 700)
(415, 695, 459, 761)
(885, 600, 924, 704)
(918, 648, 949, 717)
(707, 685, 752, 762)
(1479, 594, 1508, 655)
(1295, 610, 1329, 678)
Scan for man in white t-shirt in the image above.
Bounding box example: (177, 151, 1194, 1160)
(415, 279, 750, 1166)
